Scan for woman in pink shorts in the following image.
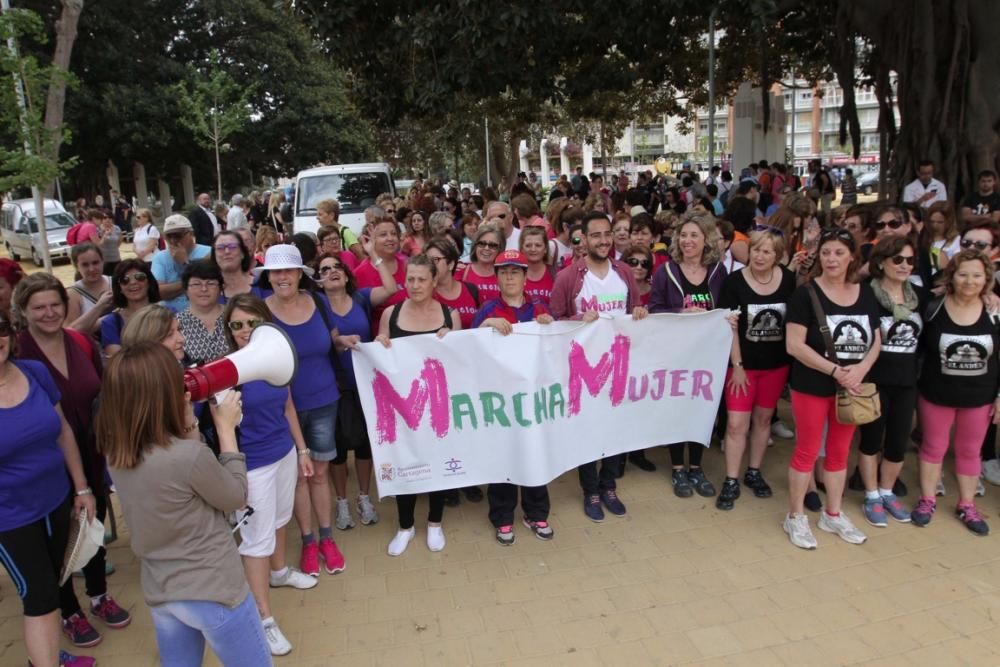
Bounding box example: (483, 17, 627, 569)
(716, 227, 797, 510)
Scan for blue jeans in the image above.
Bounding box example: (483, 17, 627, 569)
(150, 592, 272, 667)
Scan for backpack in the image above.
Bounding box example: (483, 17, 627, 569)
(67, 223, 83, 245)
(147, 223, 166, 251)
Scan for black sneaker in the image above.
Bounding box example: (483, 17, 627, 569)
(629, 451, 657, 472)
(716, 478, 740, 510)
(804, 490, 823, 512)
(687, 468, 716, 497)
(847, 466, 864, 491)
(671, 468, 693, 498)
(742, 468, 773, 498)
(462, 486, 484, 502)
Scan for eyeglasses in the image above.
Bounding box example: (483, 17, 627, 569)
(890, 255, 917, 266)
(961, 239, 992, 251)
(625, 258, 652, 269)
(873, 219, 904, 230)
(214, 242, 241, 252)
(753, 224, 784, 236)
(427, 255, 447, 264)
(188, 280, 220, 290)
(228, 318, 262, 332)
(476, 241, 501, 250)
(119, 272, 148, 286)
(318, 264, 344, 276)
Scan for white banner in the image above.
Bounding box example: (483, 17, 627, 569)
(352, 311, 733, 497)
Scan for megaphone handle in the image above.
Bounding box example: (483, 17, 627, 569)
(210, 388, 244, 426)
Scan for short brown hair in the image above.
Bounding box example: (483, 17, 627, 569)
(868, 235, 917, 280)
(222, 293, 274, 351)
(511, 193, 538, 218)
(12, 272, 68, 328)
(316, 199, 340, 219)
(938, 248, 995, 296)
(97, 342, 188, 469)
(71, 242, 103, 265)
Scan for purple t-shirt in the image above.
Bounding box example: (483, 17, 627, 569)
(327, 288, 373, 390)
(272, 299, 340, 411)
(0, 361, 70, 531)
(100, 312, 125, 347)
(236, 380, 294, 471)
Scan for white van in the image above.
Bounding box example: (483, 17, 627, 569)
(1, 198, 74, 265)
(293, 163, 396, 236)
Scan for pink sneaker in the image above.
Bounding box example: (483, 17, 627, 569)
(29, 650, 96, 667)
(318, 537, 345, 574)
(299, 541, 320, 577)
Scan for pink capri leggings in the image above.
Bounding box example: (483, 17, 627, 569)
(916, 396, 991, 477)
(789, 391, 857, 473)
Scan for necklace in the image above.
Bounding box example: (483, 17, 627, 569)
(750, 267, 774, 285)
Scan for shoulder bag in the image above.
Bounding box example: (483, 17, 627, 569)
(806, 283, 881, 425)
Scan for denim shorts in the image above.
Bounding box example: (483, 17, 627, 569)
(297, 401, 338, 462)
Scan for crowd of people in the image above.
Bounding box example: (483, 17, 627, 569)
(2, 158, 1000, 666)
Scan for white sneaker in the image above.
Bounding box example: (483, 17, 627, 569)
(771, 420, 794, 439)
(976, 477, 986, 497)
(357, 494, 379, 525)
(427, 524, 446, 552)
(387, 527, 415, 556)
(983, 460, 1000, 486)
(783, 513, 817, 550)
(936, 478, 946, 496)
(335, 498, 356, 530)
(263, 618, 292, 656)
(817, 511, 867, 544)
(269, 566, 318, 590)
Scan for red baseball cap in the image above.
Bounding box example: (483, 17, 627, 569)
(494, 250, 528, 269)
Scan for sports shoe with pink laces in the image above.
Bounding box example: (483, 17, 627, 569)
(299, 541, 320, 577)
(956, 501, 990, 536)
(62, 612, 101, 648)
(90, 593, 131, 628)
(29, 650, 96, 667)
(318, 537, 345, 574)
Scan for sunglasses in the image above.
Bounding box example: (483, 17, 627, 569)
(873, 219, 904, 230)
(214, 242, 241, 252)
(890, 255, 916, 266)
(228, 318, 263, 332)
(753, 224, 784, 237)
(961, 239, 992, 251)
(476, 241, 501, 250)
(820, 228, 854, 245)
(319, 264, 345, 276)
(625, 258, 652, 269)
(119, 272, 148, 286)
(571, 237, 583, 245)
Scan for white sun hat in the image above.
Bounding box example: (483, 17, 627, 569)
(252, 243, 315, 278)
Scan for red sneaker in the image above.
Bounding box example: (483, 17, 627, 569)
(90, 594, 132, 628)
(299, 541, 320, 577)
(318, 538, 345, 574)
(62, 612, 102, 648)
(29, 650, 96, 667)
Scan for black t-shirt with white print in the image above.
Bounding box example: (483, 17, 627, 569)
(919, 302, 1000, 407)
(867, 281, 925, 387)
(786, 281, 881, 397)
(719, 267, 797, 370)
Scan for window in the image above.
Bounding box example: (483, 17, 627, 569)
(798, 90, 813, 101)
(20, 212, 74, 233)
(297, 172, 393, 215)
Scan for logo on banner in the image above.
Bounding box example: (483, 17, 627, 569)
(396, 463, 433, 482)
(443, 458, 465, 477)
(379, 464, 394, 481)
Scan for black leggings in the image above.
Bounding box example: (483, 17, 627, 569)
(982, 423, 997, 461)
(0, 499, 70, 616)
(395, 492, 446, 530)
(669, 442, 704, 468)
(858, 384, 916, 463)
(61, 493, 108, 618)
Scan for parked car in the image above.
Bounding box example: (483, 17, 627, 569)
(293, 163, 396, 236)
(1, 198, 73, 265)
(856, 171, 880, 196)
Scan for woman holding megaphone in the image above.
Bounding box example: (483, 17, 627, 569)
(96, 342, 272, 667)
(221, 293, 317, 657)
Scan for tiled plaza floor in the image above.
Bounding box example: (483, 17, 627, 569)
(3, 436, 1000, 666)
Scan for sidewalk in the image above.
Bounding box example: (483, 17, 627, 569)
(2, 437, 999, 666)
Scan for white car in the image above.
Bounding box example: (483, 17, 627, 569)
(1, 198, 74, 265)
(293, 163, 396, 236)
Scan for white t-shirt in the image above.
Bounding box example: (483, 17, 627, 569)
(505, 226, 521, 251)
(575, 265, 628, 317)
(132, 223, 160, 258)
(902, 178, 947, 208)
(551, 238, 573, 268)
(227, 207, 248, 230)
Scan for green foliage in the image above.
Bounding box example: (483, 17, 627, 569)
(0, 7, 76, 192)
(172, 50, 252, 155)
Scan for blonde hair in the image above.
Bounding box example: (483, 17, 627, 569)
(748, 228, 787, 261)
(121, 304, 175, 348)
(669, 210, 722, 265)
(316, 199, 340, 219)
(97, 342, 188, 469)
(255, 225, 278, 253)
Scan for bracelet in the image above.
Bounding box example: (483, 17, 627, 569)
(829, 366, 838, 377)
(75, 488, 93, 497)
(734, 361, 743, 368)
(297, 449, 310, 456)
(184, 422, 199, 434)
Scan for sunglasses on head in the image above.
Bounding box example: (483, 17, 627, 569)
(119, 272, 147, 286)
(961, 239, 992, 251)
(753, 224, 784, 236)
(228, 318, 262, 332)
(873, 219, 904, 230)
(625, 257, 652, 269)
(890, 255, 916, 266)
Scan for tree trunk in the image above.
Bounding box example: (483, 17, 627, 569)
(42, 0, 83, 164)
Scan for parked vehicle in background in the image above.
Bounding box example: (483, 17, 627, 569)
(293, 163, 396, 236)
(856, 170, 880, 196)
(1, 198, 74, 265)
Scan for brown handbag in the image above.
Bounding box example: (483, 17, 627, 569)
(806, 284, 881, 425)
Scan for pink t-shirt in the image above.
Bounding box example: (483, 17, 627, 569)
(457, 265, 500, 304)
(524, 269, 554, 306)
